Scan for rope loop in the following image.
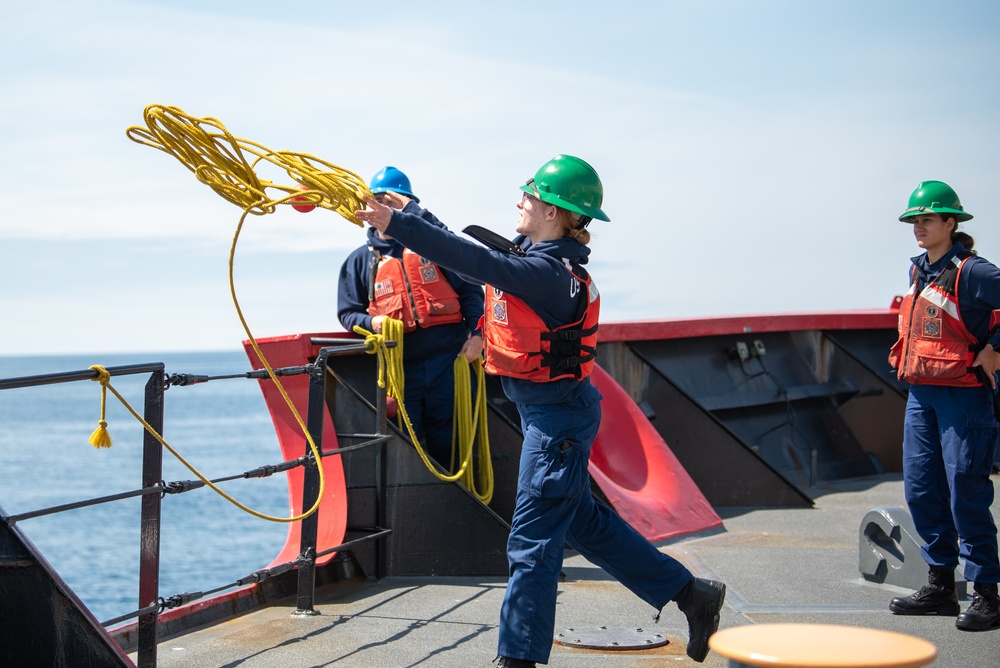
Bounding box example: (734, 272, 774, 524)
(126, 104, 372, 224)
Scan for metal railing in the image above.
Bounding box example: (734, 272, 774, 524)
(0, 340, 394, 668)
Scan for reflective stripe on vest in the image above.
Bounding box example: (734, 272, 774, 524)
(888, 252, 982, 387)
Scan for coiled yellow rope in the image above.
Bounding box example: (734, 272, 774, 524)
(353, 319, 493, 498)
(110, 103, 375, 522)
(126, 104, 371, 222)
(453, 357, 494, 504)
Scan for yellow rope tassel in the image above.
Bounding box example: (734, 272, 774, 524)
(88, 365, 113, 448)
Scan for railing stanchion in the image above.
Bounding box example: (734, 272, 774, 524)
(137, 366, 166, 668)
(293, 350, 327, 616)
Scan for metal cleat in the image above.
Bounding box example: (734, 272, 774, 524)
(858, 506, 928, 591)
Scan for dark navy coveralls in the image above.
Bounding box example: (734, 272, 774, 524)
(381, 209, 695, 665)
(902, 242, 1000, 585)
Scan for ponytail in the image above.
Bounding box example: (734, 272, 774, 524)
(948, 216, 976, 253)
(557, 208, 591, 246)
(954, 230, 976, 252)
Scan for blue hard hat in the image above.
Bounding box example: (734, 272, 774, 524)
(369, 166, 419, 203)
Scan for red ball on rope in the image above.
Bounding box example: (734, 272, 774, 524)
(291, 183, 316, 213)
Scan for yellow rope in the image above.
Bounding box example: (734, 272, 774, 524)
(115, 103, 377, 522)
(354, 321, 493, 499)
(353, 321, 469, 483)
(453, 357, 494, 504)
(126, 104, 371, 224)
(87, 364, 319, 522)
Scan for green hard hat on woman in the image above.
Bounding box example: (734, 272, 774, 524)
(899, 180, 973, 223)
(520, 154, 611, 223)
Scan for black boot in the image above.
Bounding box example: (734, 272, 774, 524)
(493, 657, 535, 667)
(674, 577, 726, 663)
(889, 565, 960, 616)
(956, 582, 1000, 631)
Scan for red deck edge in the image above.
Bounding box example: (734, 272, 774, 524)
(598, 306, 900, 343)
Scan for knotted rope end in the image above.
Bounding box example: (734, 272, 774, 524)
(89, 420, 113, 448)
(89, 364, 113, 449)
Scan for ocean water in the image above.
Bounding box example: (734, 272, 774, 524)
(0, 351, 290, 625)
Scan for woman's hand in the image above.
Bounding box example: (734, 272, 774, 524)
(355, 196, 393, 234)
(377, 191, 410, 210)
(972, 345, 1000, 390)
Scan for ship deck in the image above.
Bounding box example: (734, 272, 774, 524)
(133, 473, 1000, 667)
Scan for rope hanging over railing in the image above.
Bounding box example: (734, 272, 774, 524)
(86, 364, 318, 523)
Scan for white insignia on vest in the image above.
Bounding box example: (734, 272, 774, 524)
(922, 318, 942, 338)
(420, 266, 438, 283)
(569, 278, 580, 299)
(925, 305, 939, 318)
(492, 286, 503, 299)
(492, 299, 508, 325)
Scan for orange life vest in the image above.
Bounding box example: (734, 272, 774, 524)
(889, 252, 983, 387)
(368, 249, 463, 333)
(482, 265, 599, 382)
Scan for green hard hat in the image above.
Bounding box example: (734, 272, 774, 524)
(899, 180, 973, 223)
(520, 154, 610, 222)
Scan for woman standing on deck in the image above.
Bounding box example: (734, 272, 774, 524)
(888, 180, 1000, 630)
(355, 155, 726, 666)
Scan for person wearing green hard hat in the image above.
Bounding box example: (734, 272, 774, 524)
(888, 180, 1000, 631)
(355, 155, 725, 666)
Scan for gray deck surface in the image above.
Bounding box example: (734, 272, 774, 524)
(135, 474, 1000, 667)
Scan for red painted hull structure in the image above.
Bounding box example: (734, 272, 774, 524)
(243, 333, 348, 569)
(598, 306, 899, 343)
(108, 306, 903, 652)
(589, 364, 722, 541)
(243, 305, 902, 548)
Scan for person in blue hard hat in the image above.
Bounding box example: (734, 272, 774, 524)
(888, 180, 1000, 631)
(338, 166, 484, 467)
(355, 155, 726, 666)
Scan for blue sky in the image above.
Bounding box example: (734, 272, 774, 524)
(1, 0, 999, 355)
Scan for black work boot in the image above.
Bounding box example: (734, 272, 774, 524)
(493, 657, 535, 667)
(956, 582, 1000, 631)
(889, 565, 960, 616)
(674, 577, 726, 663)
